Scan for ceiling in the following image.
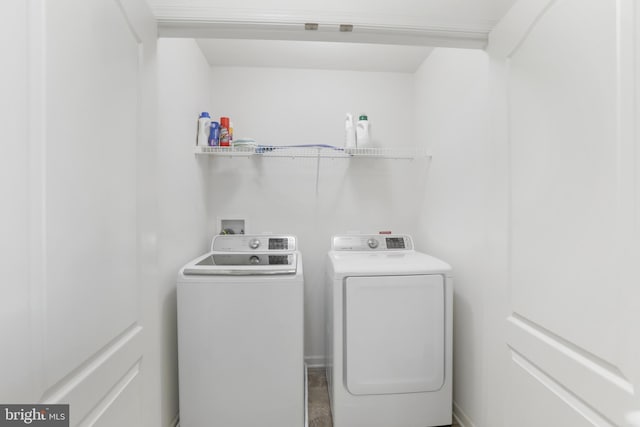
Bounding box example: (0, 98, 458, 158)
(196, 39, 433, 73)
(148, 0, 517, 72)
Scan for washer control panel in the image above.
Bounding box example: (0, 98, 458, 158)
(212, 235, 297, 252)
(332, 234, 414, 251)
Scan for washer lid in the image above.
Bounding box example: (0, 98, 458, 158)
(183, 252, 298, 275)
(329, 250, 451, 276)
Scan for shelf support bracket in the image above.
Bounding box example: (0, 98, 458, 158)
(315, 148, 321, 195)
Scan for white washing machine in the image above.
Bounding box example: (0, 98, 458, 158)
(325, 234, 453, 427)
(177, 234, 304, 427)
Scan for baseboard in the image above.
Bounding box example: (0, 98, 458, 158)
(304, 364, 309, 427)
(304, 355, 325, 368)
(453, 400, 476, 427)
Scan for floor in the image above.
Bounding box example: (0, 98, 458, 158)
(307, 368, 332, 427)
(306, 367, 460, 427)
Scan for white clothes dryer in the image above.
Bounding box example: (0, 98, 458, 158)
(177, 234, 304, 427)
(325, 234, 453, 427)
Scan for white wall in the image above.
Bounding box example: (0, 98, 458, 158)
(412, 48, 509, 427)
(208, 66, 426, 364)
(0, 0, 31, 403)
(157, 38, 214, 426)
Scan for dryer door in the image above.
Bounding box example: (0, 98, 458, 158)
(344, 274, 445, 395)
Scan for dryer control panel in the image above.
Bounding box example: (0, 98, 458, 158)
(332, 234, 414, 251)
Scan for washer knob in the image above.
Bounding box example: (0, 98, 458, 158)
(249, 238, 260, 249)
(249, 255, 260, 265)
(367, 238, 379, 249)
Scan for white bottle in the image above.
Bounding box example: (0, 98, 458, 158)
(197, 112, 211, 147)
(345, 113, 356, 148)
(356, 114, 370, 148)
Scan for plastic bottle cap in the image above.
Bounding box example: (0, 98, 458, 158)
(359, 115, 368, 120)
(200, 112, 211, 118)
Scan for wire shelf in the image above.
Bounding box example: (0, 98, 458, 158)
(194, 145, 430, 160)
